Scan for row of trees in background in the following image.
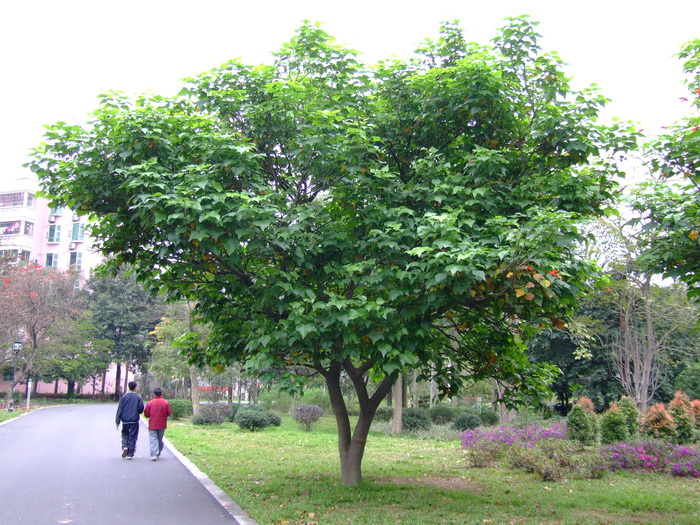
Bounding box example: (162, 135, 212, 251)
(0, 263, 163, 399)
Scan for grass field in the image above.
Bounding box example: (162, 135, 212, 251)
(166, 415, 700, 525)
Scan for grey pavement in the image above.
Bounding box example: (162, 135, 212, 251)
(0, 403, 258, 525)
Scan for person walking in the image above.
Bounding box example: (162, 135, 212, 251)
(115, 381, 144, 459)
(144, 387, 172, 461)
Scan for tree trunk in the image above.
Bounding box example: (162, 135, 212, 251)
(114, 363, 122, 398)
(392, 373, 403, 434)
(429, 373, 438, 408)
(322, 359, 394, 485)
(189, 365, 200, 416)
(411, 369, 418, 408)
(123, 367, 129, 394)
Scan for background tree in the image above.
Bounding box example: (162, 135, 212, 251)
(675, 360, 700, 400)
(631, 39, 700, 299)
(31, 20, 636, 485)
(0, 264, 83, 397)
(150, 301, 206, 414)
(585, 217, 700, 413)
(87, 268, 163, 397)
(527, 304, 624, 414)
(37, 310, 112, 396)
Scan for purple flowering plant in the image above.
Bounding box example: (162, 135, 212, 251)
(461, 422, 568, 450)
(461, 423, 700, 478)
(601, 441, 700, 478)
(461, 423, 569, 468)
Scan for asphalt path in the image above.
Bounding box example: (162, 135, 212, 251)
(0, 403, 256, 525)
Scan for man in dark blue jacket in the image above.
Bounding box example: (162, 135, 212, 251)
(115, 381, 145, 459)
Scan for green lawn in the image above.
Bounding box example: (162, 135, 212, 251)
(166, 415, 700, 525)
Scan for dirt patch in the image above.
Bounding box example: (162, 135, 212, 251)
(374, 475, 481, 491)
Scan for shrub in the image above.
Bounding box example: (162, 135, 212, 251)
(452, 413, 482, 432)
(402, 407, 431, 431)
(374, 406, 394, 422)
(617, 396, 640, 438)
(473, 409, 500, 426)
(266, 411, 282, 427)
(691, 400, 700, 429)
(297, 388, 332, 412)
(169, 399, 193, 420)
(670, 391, 694, 444)
(428, 405, 457, 425)
(461, 422, 569, 473)
(290, 404, 324, 432)
(234, 406, 279, 431)
(601, 440, 700, 477)
(227, 403, 243, 422)
(577, 396, 596, 414)
(600, 404, 629, 444)
(192, 403, 232, 425)
(567, 404, 598, 445)
(461, 422, 567, 449)
(641, 403, 676, 440)
(506, 439, 587, 481)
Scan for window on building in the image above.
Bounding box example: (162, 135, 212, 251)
(71, 223, 85, 241)
(26, 193, 34, 207)
(24, 222, 34, 236)
(49, 206, 64, 215)
(47, 224, 61, 243)
(45, 253, 59, 268)
(0, 221, 21, 235)
(0, 192, 25, 207)
(69, 251, 82, 270)
(0, 250, 19, 260)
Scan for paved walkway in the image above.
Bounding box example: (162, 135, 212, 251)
(0, 403, 258, 525)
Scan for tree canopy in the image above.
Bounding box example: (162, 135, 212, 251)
(30, 19, 636, 484)
(631, 39, 700, 298)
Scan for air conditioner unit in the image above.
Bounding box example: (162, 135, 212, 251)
(72, 214, 79, 222)
(48, 216, 56, 223)
(69, 242, 77, 251)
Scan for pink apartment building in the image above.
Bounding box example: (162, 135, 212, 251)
(1, 174, 119, 396)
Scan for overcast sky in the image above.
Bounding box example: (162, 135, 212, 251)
(1, 0, 698, 189)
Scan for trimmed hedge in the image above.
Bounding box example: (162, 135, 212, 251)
(234, 406, 281, 431)
(290, 404, 324, 431)
(169, 399, 193, 420)
(192, 403, 232, 425)
(452, 413, 483, 432)
(402, 407, 431, 431)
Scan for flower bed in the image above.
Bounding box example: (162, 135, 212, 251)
(461, 422, 700, 479)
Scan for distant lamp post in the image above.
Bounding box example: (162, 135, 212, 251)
(7, 338, 23, 412)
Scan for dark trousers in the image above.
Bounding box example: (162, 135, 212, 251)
(121, 423, 139, 456)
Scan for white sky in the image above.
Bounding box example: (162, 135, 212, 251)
(1, 0, 698, 188)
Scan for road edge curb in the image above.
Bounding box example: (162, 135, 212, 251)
(163, 435, 260, 525)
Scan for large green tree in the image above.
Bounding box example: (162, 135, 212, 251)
(30, 19, 635, 484)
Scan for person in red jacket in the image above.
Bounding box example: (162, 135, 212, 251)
(144, 387, 172, 461)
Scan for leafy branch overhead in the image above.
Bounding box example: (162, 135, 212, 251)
(30, 18, 636, 484)
(631, 38, 700, 298)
